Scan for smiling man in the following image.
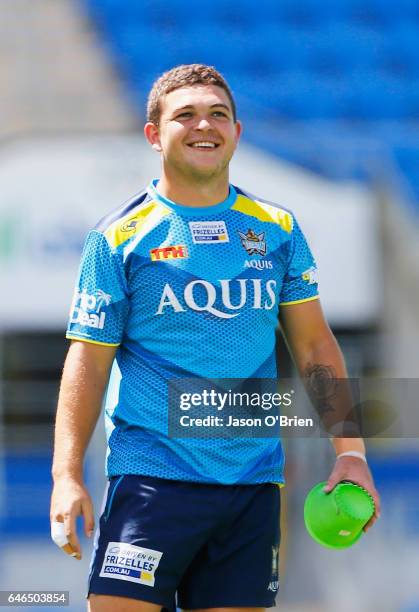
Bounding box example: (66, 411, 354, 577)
(50, 64, 380, 612)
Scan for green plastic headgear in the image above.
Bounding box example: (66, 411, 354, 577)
(304, 481, 375, 549)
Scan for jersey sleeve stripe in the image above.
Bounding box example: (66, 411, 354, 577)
(94, 189, 149, 231)
(66, 334, 120, 347)
(105, 200, 171, 249)
(232, 194, 293, 233)
(279, 295, 320, 306)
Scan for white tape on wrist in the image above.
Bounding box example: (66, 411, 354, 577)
(337, 451, 367, 463)
(51, 521, 69, 547)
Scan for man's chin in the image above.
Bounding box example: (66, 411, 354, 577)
(186, 160, 229, 181)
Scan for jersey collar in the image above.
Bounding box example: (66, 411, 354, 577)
(147, 179, 237, 217)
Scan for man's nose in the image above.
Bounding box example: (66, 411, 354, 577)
(195, 116, 212, 130)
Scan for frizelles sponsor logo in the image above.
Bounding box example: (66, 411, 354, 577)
(156, 278, 277, 319)
(239, 229, 266, 256)
(100, 542, 163, 586)
(150, 245, 188, 261)
(189, 221, 229, 243)
(244, 259, 273, 270)
(302, 266, 318, 285)
(69, 288, 112, 329)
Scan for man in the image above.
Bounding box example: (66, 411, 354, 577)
(50, 64, 380, 612)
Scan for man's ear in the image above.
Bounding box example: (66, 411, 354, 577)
(234, 119, 243, 144)
(144, 122, 162, 152)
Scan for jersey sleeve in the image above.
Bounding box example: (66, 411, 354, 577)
(279, 217, 319, 306)
(66, 230, 129, 345)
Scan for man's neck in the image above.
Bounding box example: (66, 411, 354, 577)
(157, 171, 230, 207)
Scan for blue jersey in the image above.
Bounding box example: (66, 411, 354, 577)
(67, 181, 319, 484)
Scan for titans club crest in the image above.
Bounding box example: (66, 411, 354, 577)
(238, 229, 267, 256)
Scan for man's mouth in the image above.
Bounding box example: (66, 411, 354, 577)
(187, 141, 220, 149)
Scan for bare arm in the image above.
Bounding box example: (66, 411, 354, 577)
(280, 299, 380, 529)
(50, 340, 117, 558)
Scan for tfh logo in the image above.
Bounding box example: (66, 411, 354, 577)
(150, 245, 188, 261)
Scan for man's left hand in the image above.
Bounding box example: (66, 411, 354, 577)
(324, 456, 381, 532)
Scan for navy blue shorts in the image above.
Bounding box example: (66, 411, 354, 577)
(88, 475, 281, 610)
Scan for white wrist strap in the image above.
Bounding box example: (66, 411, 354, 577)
(337, 451, 367, 463)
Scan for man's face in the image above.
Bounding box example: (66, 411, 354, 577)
(146, 85, 241, 181)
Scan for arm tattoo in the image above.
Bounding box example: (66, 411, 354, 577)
(304, 363, 338, 416)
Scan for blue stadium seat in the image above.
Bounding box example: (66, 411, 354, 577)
(87, 0, 147, 25)
(112, 22, 272, 78)
(252, 72, 349, 120)
(237, 35, 282, 77)
(252, 24, 316, 72)
(274, 0, 353, 26)
(227, 75, 280, 121)
(320, 0, 419, 26)
(85, 0, 121, 14)
(112, 24, 195, 84)
(93, 0, 246, 28)
(111, 23, 149, 57)
(344, 71, 410, 120)
(368, 122, 411, 146)
(348, 0, 399, 26)
(175, 25, 246, 73)
(404, 80, 419, 119)
(305, 0, 356, 24)
(210, 0, 279, 27)
(382, 23, 419, 76)
(139, 0, 218, 27)
(307, 24, 385, 75)
(268, 0, 321, 26)
(393, 146, 419, 202)
(394, 147, 419, 172)
(120, 0, 278, 28)
(2, 454, 52, 537)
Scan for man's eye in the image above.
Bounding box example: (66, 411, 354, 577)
(176, 112, 193, 119)
(212, 111, 228, 117)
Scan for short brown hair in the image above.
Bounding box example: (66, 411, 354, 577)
(147, 64, 237, 126)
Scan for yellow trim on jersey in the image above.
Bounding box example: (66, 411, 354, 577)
(66, 334, 120, 347)
(232, 194, 293, 233)
(279, 295, 320, 306)
(105, 200, 171, 249)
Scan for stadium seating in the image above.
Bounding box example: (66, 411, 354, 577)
(83, 0, 419, 207)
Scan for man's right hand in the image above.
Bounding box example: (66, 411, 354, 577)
(50, 341, 115, 560)
(50, 478, 95, 560)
